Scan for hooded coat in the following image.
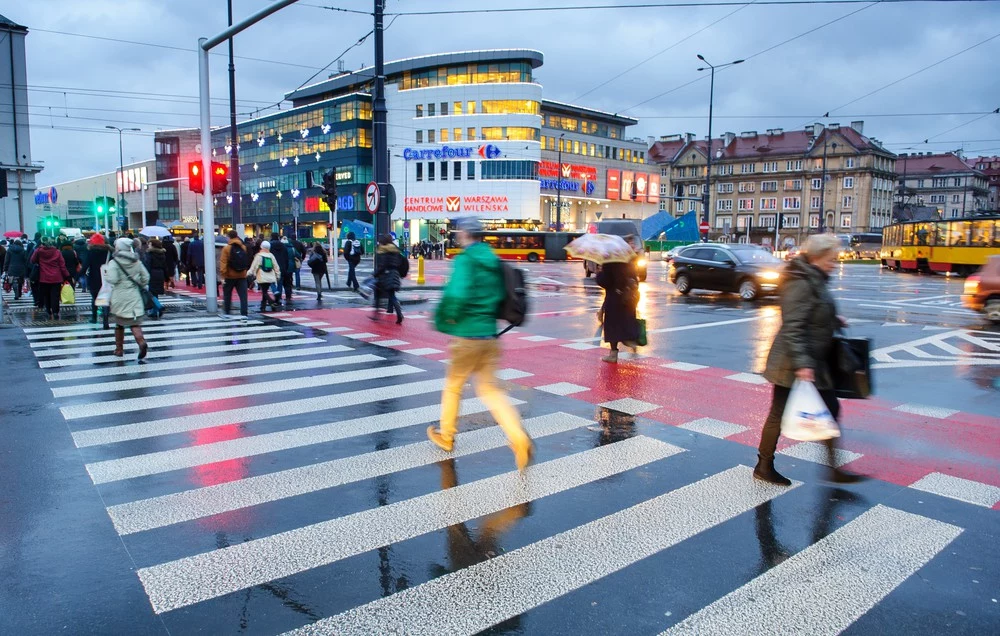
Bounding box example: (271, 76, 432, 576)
(73, 238, 88, 269)
(3, 242, 29, 277)
(30, 244, 70, 284)
(105, 250, 150, 320)
(147, 247, 167, 295)
(763, 256, 839, 390)
(61, 244, 80, 274)
(374, 243, 403, 292)
(434, 241, 504, 338)
(163, 238, 179, 278)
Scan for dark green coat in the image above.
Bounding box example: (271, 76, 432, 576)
(434, 241, 504, 338)
(763, 256, 838, 390)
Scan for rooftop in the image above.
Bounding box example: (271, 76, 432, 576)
(541, 100, 638, 127)
(649, 123, 893, 164)
(0, 13, 27, 31)
(898, 152, 981, 175)
(286, 49, 544, 103)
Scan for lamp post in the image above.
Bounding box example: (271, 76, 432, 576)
(696, 55, 743, 242)
(106, 125, 141, 233)
(556, 132, 566, 231)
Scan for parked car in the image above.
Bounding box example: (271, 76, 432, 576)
(584, 219, 647, 281)
(963, 255, 1000, 323)
(669, 243, 785, 301)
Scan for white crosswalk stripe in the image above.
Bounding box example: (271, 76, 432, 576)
(20, 313, 972, 633)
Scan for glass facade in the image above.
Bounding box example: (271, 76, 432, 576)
(481, 160, 539, 180)
(396, 62, 534, 90)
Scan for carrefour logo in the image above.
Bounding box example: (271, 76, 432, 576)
(402, 144, 502, 161)
(34, 187, 58, 205)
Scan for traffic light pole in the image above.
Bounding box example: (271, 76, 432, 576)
(372, 0, 390, 240)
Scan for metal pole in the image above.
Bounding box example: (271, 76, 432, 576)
(372, 0, 389, 239)
(204, 0, 303, 50)
(556, 134, 564, 231)
(116, 129, 125, 233)
(198, 40, 218, 313)
(228, 0, 243, 235)
(702, 65, 714, 242)
(102, 181, 108, 232)
(141, 184, 147, 228)
(332, 200, 339, 286)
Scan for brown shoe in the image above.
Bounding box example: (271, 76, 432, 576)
(426, 426, 454, 452)
(131, 326, 148, 360)
(513, 440, 535, 474)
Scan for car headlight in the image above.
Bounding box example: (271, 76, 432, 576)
(636, 258, 647, 268)
(757, 270, 780, 281)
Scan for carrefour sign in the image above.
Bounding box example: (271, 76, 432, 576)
(402, 144, 502, 161)
(34, 187, 59, 205)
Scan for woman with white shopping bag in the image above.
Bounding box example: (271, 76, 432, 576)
(755, 233, 865, 486)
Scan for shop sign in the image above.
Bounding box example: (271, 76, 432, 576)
(540, 178, 596, 195)
(606, 170, 621, 200)
(306, 195, 355, 213)
(647, 173, 660, 204)
(405, 195, 510, 214)
(182, 215, 199, 224)
(35, 187, 59, 205)
(335, 169, 353, 183)
(635, 173, 648, 199)
(621, 171, 635, 201)
(402, 144, 502, 161)
(538, 161, 597, 181)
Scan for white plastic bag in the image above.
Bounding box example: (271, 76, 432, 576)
(95, 282, 113, 307)
(781, 380, 841, 441)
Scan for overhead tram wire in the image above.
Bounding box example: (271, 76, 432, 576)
(0, 82, 278, 108)
(800, 31, 1000, 128)
(636, 111, 997, 119)
(29, 28, 332, 72)
(921, 108, 1000, 143)
(373, 0, 996, 16)
(572, 0, 761, 102)
(620, 0, 883, 114)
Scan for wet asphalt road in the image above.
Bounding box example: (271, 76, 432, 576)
(0, 262, 998, 635)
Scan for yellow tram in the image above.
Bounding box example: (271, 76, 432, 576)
(880, 216, 1000, 276)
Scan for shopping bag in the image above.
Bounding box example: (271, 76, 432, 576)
(833, 335, 872, 399)
(780, 380, 840, 441)
(2, 276, 11, 293)
(636, 318, 648, 347)
(60, 283, 76, 305)
(95, 282, 113, 307)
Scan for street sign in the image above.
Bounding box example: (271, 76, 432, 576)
(699, 221, 710, 234)
(365, 181, 381, 214)
(595, 211, 603, 220)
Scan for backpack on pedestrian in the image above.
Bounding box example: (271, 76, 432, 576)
(496, 263, 528, 336)
(260, 254, 274, 273)
(398, 255, 410, 278)
(228, 243, 251, 272)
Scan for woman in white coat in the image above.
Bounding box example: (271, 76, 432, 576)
(248, 240, 281, 312)
(104, 237, 151, 359)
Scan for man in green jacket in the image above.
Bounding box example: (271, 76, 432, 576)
(427, 217, 534, 472)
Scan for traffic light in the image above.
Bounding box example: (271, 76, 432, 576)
(94, 196, 116, 215)
(210, 161, 229, 195)
(321, 170, 337, 210)
(188, 161, 204, 194)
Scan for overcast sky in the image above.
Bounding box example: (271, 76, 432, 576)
(11, 0, 1000, 186)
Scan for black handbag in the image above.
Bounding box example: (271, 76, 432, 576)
(832, 333, 873, 399)
(112, 258, 155, 312)
(28, 263, 40, 283)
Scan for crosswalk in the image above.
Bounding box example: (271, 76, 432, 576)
(2, 288, 191, 312)
(24, 314, 973, 633)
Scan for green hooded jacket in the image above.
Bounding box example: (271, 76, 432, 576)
(434, 241, 504, 337)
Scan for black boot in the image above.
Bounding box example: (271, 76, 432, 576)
(753, 455, 792, 486)
(824, 439, 866, 484)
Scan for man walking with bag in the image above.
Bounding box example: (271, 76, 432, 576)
(219, 230, 250, 317)
(427, 217, 534, 472)
(344, 231, 363, 292)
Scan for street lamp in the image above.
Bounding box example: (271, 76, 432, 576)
(556, 132, 566, 231)
(106, 125, 141, 233)
(696, 55, 743, 242)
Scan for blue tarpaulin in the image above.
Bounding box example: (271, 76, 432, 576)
(644, 211, 700, 242)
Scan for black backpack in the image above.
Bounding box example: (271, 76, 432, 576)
(496, 262, 528, 336)
(228, 243, 250, 272)
(398, 255, 410, 278)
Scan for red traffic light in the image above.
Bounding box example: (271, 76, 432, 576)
(210, 161, 229, 195)
(188, 161, 204, 194)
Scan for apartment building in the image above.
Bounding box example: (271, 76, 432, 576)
(895, 152, 989, 219)
(649, 122, 896, 246)
(967, 156, 997, 214)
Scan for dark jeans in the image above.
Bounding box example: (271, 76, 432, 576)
(10, 276, 24, 300)
(39, 282, 62, 317)
(281, 272, 293, 301)
(347, 261, 359, 290)
(222, 277, 248, 316)
(259, 281, 275, 310)
(375, 288, 402, 320)
(190, 266, 205, 289)
(758, 384, 840, 460)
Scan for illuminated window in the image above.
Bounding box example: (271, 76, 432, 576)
(453, 128, 462, 141)
(468, 127, 476, 141)
(440, 129, 449, 142)
(453, 102, 462, 115)
(467, 101, 476, 114)
(415, 105, 423, 118)
(481, 100, 541, 115)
